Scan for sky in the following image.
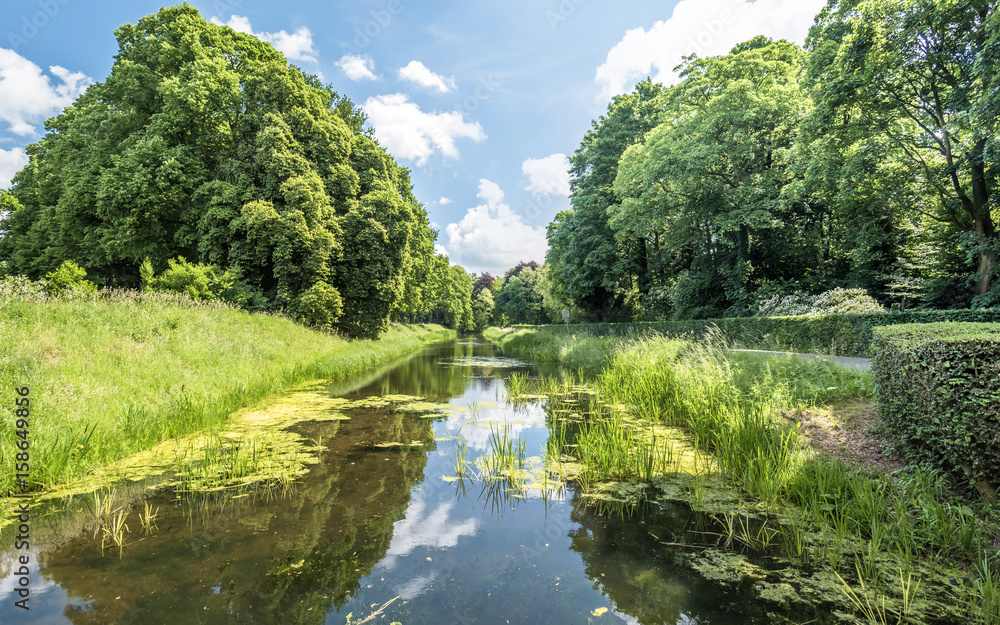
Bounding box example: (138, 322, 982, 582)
(0, 0, 825, 276)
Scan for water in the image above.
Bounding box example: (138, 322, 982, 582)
(1, 338, 815, 624)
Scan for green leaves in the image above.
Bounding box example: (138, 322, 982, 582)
(2, 5, 438, 338)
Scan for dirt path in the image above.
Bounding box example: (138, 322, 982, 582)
(786, 400, 907, 474)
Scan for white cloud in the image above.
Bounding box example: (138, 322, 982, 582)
(0, 147, 28, 189)
(438, 197, 452, 205)
(443, 179, 549, 274)
(361, 94, 486, 166)
(212, 15, 318, 63)
(595, 0, 825, 99)
(336, 54, 379, 81)
(434, 243, 449, 257)
(398, 60, 456, 94)
(0, 49, 91, 136)
(521, 153, 571, 196)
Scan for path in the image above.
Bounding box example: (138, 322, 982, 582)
(728, 349, 871, 372)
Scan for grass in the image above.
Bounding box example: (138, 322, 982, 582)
(488, 326, 1000, 624)
(0, 291, 453, 495)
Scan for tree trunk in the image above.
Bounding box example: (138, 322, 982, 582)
(971, 139, 995, 296)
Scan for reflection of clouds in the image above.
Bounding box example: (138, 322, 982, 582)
(381, 491, 478, 569)
(395, 572, 436, 600)
(440, 403, 547, 452)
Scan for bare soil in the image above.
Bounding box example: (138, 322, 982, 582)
(786, 399, 907, 474)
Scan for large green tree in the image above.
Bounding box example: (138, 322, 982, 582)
(806, 0, 998, 304)
(546, 79, 667, 320)
(613, 38, 812, 317)
(0, 5, 435, 337)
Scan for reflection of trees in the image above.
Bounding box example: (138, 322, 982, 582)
(567, 493, 765, 625)
(43, 408, 435, 625)
(346, 341, 482, 402)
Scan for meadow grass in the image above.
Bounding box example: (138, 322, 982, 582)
(0, 293, 452, 494)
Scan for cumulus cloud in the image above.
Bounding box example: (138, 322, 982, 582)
(438, 197, 452, 205)
(361, 94, 486, 166)
(0, 147, 28, 189)
(442, 179, 549, 275)
(595, 0, 825, 99)
(0, 49, 91, 136)
(522, 153, 571, 196)
(212, 15, 318, 63)
(336, 54, 379, 81)
(398, 60, 456, 94)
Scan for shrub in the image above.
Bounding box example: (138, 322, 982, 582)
(295, 282, 343, 331)
(44, 260, 97, 295)
(141, 257, 259, 306)
(756, 287, 883, 316)
(872, 323, 1000, 494)
(810, 287, 884, 314)
(537, 308, 1000, 357)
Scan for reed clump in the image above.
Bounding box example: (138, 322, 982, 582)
(497, 328, 1000, 624)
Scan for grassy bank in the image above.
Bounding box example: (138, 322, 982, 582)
(487, 327, 1000, 624)
(0, 291, 453, 494)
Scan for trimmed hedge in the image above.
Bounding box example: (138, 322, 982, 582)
(530, 308, 1000, 357)
(872, 323, 1000, 493)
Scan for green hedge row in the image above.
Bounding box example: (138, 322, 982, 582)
(530, 309, 1000, 357)
(871, 323, 1000, 493)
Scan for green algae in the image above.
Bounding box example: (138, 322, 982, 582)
(0, 381, 358, 532)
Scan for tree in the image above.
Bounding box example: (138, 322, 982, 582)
(0, 5, 435, 338)
(547, 79, 667, 320)
(807, 0, 998, 302)
(613, 38, 812, 317)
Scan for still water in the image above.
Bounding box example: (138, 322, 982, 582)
(2, 337, 796, 624)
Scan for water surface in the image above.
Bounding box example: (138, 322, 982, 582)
(1, 338, 818, 624)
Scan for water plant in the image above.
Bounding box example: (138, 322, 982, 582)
(101, 506, 130, 557)
(138, 500, 159, 534)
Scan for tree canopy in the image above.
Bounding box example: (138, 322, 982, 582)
(0, 4, 437, 337)
(547, 1, 999, 321)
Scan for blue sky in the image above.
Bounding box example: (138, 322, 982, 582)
(0, 0, 824, 275)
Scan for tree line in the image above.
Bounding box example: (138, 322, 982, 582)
(546, 0, 999, 322)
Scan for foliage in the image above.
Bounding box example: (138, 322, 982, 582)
(547, 3, 1000, 322)
(757, 287, 884, 316)
(140, 257, 258, 306)
(0, 5, 435, 339)
(872, 322, 1000, 491)
(546, 79, 667, 321)
(44, 260, 97, 295)
(295, 281, 344, 330)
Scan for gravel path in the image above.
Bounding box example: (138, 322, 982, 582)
(728, 349, 871, 372)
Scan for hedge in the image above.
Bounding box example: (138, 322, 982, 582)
(871, 323, 1000, 494)
(531, 309, 1000, 357)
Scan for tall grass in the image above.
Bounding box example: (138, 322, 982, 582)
(503, 328, 999, 623)
(0, 294, 452, 494)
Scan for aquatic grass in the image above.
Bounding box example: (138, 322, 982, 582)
(138, 500, 159, 534)
(0, 294, 452, 496)
(100, 506, 130, 558)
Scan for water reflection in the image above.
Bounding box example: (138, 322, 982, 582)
(1, 338, 839, 625)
